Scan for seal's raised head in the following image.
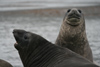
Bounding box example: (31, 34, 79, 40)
(64, 8, 84, 26)
(13, 29, 49, 67)
(13, 29, 30, 50)
(13, 29, 47, 50)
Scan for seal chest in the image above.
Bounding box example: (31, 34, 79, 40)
(55, 8, 93, 62)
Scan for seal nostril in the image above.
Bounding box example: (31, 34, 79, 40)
(13, 29, 17, 33)
(13, 29, 19, 34)
(71, 10, 77, 14)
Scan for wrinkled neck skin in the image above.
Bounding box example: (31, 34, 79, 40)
(18, 42, 65, 67)
(56, 19, 87, 55)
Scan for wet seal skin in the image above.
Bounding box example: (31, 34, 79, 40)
(55, 8, 93, 62)
(13, 29, 99, 67)
(0, 59, 13, 67)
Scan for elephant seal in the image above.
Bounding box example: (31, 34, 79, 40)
(0, 59, 13, 67)
(13, 29, 99, 67)
(55, 8, 93, 62)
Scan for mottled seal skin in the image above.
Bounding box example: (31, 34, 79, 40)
(55, 8, 93, 62)
(13, 29, 99, 67)
(0, 59, 13, 67)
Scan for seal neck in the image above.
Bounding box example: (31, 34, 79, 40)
(56, 21, 88, 55)
(20, 42, 65, 67)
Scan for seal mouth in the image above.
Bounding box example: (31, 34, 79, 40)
(13, 33, 20, 47)
(13, 29, 25, 50)
(66, 16, 81, 26)
(68, 14, 80, 19)
(67, 13, 81, 23)
(13, 30, 21, 50)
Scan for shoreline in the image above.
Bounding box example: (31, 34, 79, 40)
(0, 6, 100, 17)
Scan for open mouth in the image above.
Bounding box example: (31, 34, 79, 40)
(13, 34, 19, 49)
(13, 30, 22, 50)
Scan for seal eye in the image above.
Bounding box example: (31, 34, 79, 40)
(23, 34, 29, 40)
(78, 9, 82, 13)
(67, 9, 71, 13)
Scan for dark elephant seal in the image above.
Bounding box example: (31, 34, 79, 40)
(0, 59, 13, 67)
(55, 8, 93, 62)
(13, 29, 99, 67)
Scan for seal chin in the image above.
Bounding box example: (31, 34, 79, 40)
(14, 42, 20, 50)
(14, 42, 18, 46)
(66, 18, 80, 26)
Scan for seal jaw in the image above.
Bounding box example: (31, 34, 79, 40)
(66, 18, 81, 26)
(13, 29, 22, 50)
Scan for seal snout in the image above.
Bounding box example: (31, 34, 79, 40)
(13, 29, 26, 35)
(13, 29, 26, 46)
(68, 9, 81, 19)
(69, 8, 82, 14)
(71, 9, 78, 14)
(13, 29, 22, 42)
(13, 29, 20, 43)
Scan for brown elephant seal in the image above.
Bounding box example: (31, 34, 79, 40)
(55, 8, 93, 62)
(13, 29, 99, 67)
(0, 59, 13, 67)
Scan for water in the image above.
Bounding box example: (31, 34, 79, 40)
(0, 0, 100, 11)
(0, 13, 100, 67)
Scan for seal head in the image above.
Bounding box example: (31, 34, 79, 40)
(64, 8, 83, 26)
(13, 29, 30, 50)
(13, 29, 50, 67)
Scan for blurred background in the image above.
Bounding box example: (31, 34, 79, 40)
(0, 0, 100, 67)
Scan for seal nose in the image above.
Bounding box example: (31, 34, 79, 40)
(71, 10, 77, 14)
(13, 29, 18, 34)
(13, 29, 25, 34)
(13, 29, 19, 39)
